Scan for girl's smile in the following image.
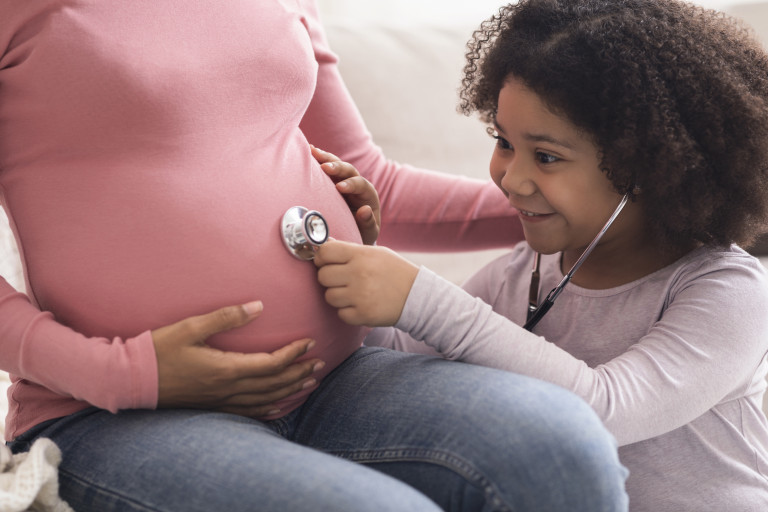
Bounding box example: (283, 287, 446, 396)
(517, 209, 555, 221)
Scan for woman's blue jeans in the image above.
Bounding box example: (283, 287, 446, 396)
(9, 347, 628, 511)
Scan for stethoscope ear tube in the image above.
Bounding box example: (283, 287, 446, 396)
(523, 193, 630, 331)
(524, 296, 554, 331)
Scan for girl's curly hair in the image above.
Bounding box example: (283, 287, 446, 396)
(460, 0, 768, 249)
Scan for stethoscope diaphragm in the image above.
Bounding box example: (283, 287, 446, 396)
(281, 206, 329, 260)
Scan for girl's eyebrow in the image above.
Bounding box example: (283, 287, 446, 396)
(493, 120, 575, 150)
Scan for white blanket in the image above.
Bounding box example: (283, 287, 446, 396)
(0, 439, 72, 512)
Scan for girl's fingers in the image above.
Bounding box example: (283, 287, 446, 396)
(323, 287, 354, 310)
(314, 239, 355, 268)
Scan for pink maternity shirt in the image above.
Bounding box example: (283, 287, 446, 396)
(0, 0, 521, 440)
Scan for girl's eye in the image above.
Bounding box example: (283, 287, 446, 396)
(492, 134, 512, 150)
(536, 152, 559, 164)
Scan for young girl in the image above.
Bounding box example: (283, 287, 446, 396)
(315, 1, 768, 510)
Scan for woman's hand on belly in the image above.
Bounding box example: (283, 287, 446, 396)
(312, 145, 381, 245)
(151, 301, 325, 418)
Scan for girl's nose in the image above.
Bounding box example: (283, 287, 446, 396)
(499, 157, 537, 197)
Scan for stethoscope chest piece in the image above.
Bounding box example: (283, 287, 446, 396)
(281, 206, 329, 260)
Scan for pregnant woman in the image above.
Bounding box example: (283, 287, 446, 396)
(0, 2, 628, 511)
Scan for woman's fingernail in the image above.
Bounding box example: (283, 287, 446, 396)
(306, 339, 316, 352)
(266, 408, 281, 416)
(243, 300, 263, 316)
(302, 378, 317, 390)
(313, 361, 326, 372)
(337, 181, 348, 190)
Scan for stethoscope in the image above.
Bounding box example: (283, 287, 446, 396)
(281, 206, 329, 260)
(523, 193, 630, 332)
(281, 194, 629, 328)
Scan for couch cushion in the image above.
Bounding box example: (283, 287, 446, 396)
(325, 21, 510, 284)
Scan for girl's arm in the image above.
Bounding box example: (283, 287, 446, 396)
(315, 241, 768, 446)
(298, 0, 523, 252)
(363, 326, 441, 357)
(395, 261, 768, 447)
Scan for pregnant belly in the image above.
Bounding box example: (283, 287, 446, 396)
(16, 154, 368, 391)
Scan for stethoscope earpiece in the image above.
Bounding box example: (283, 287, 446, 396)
(281, 206, 329, 260)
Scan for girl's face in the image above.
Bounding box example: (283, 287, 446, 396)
(490, 78, 645, 265)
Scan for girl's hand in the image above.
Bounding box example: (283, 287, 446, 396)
(314, 240, 419, 326)
(151, 301, 324, 418)
(311, 145, 381, 245)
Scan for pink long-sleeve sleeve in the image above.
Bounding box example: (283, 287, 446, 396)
(0, 281, 158, 434)
(298, 0, 523, 251)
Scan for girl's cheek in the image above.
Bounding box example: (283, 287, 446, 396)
(489, 156, 508, 196)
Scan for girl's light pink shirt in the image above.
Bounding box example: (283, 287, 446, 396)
(0, 0, 521, 440)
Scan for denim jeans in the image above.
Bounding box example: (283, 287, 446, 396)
(9, 347, 628, 511)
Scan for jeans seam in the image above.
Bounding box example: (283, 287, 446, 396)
(332, 447, 513, 512)
(59, 468, 163, 512)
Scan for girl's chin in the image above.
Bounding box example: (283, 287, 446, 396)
(523, 233, 563, 255)
(528, 246, 562, 256)
(525, 243, 562, 256)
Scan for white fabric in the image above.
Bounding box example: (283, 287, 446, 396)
(0, 439, 73, 512)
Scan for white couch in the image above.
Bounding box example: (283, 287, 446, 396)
(3, 3, 768, 438)
(323, 19, 512, 284)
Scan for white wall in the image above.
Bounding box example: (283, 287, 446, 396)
(317, 0, 768, 26)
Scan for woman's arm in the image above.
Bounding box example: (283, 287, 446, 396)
(0, 280, 322, 418)
(297, 0, 523, 252)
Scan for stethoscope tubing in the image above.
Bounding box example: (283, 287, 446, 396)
(523, 193, 630, 332)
